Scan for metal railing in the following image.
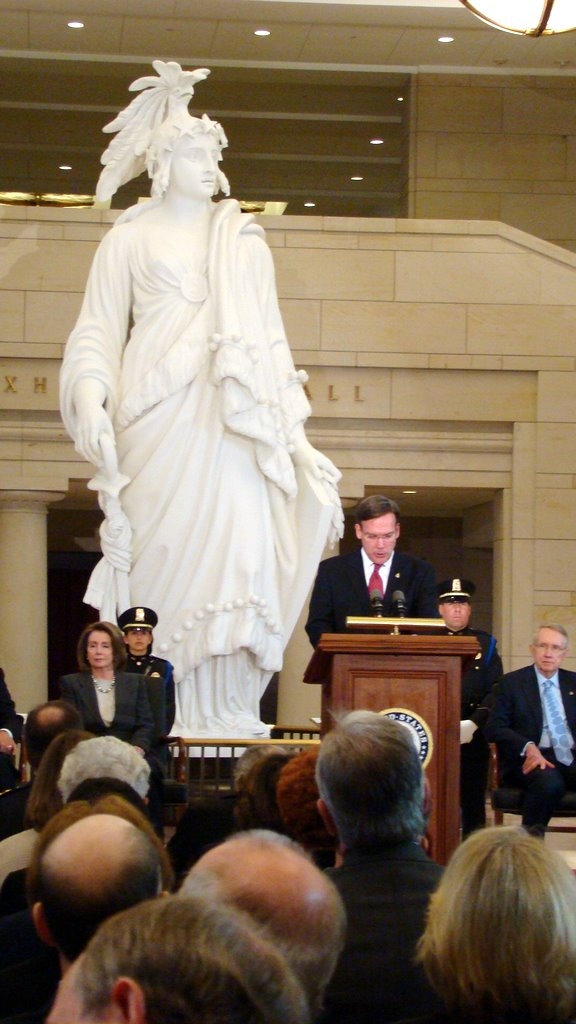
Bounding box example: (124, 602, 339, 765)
(166, 728, 321, 799)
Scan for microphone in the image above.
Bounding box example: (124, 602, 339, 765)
(392, 590, 407, 618)
(370, 589, 384, 617)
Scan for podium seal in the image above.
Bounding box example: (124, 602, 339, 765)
(379, 708, 433, 768)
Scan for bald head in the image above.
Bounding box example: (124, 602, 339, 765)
(32, 813, 163, 963)
(24, 700, 82, 771)
(183, 829, 345, 1017)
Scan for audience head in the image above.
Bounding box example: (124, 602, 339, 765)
(76, 620, 127, 672)
(58, 735, 151, 802)
(315, 710, 426, 851)
(66, 775, 150, 816)
(24, 700, 83, 773)
(48, 892, 310, 1024)
(418, 826, 576, 1024)
(27, 798, 170, 967)
(184, 828, 346, 1018)
(276, 748, 335, 861)
(233, 748, 295, 833)
(24, 728, 93, 830)
(232, 743, 279, 791)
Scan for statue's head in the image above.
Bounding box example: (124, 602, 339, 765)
(96, 62, 230, 204)
(147, 110, 230, 199)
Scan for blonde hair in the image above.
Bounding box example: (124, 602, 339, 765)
(418, 826, 576, 1023)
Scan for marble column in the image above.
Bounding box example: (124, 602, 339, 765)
(0, 489, 65, 713)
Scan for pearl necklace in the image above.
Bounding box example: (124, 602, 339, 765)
(92, 676, 115, 694)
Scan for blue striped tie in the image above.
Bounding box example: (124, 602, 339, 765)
(542, 678, 574, 766)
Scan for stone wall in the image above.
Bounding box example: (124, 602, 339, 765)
(409, 74, 576, 253)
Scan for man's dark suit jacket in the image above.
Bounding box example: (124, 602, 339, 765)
(485, 665, 576, 780)
(0, 783, 30, 841)
(306, 548, 438, 648)
(0, 669, 22, 743)
(0, 669, 22, 791)
(59, 671, 153, 752)
(320, 842, 444, 1024)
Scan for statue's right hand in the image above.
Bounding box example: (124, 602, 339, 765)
(73, 379, 114, 466)
(75, 404, 115, 466)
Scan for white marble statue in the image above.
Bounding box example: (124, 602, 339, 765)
(60, 62, 343, 737)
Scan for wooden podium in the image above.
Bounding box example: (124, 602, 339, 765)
(304, 630, 479, 864)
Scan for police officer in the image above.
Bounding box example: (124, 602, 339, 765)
(437, 579, 503, 837)
(117, 606, 176, 745)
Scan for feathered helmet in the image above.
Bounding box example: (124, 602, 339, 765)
(95, 61, 229, 203)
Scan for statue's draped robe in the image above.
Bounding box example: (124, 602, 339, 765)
(61, 199, 338, 735)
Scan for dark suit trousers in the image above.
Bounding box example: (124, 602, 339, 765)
(460, 732, 490, 836)
(0, 752, 17, 791)
(503, 749, 576, 831)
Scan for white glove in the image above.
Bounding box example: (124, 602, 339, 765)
(460, 719, 478, 744)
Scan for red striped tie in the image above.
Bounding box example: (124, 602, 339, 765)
(369, 564, 383, 593)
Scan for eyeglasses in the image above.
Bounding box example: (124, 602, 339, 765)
(533, 643, 567, 653)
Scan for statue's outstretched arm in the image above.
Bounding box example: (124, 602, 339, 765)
(73, 378, 116, 466)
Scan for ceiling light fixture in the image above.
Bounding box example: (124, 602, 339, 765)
(351, 176, 364, 181)
(304, 201, 316, 208)
(458, 1, 576, 35)
(438, 35, 454, 43)
(67, 20, 84, 29)
(59, 164, 72, 171)
(370, 138, 384, 146)
(254, 28, 270, 36)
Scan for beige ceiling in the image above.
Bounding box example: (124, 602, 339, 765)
(2, 0, 576, 216)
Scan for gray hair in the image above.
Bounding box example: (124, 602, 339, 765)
(532, 623, 569, 648)
(58, 735, 151, 801)
(74, 892, 309, 1024)
(316, 710, 425, 849)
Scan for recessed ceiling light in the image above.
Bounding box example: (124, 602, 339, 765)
(304, 201, 316, 208)
(403, 490, 417, 494)
(351, 175, 364, 181)
(370, 138, 384, 146)
(254, 28, 270, 36)
(67, 20, 84, 29)
(397, 96, 404, 102)
(438, 35, 454, 43)
(59, 164, 72, 171)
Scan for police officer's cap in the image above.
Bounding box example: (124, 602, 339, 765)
(117, 606, 158, 632)
(436, 578, 476, 603)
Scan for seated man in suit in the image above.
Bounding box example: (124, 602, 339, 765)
(305, 494, 438, 648)
(0, 669, 22, 792)
(486, 623, 576, 836)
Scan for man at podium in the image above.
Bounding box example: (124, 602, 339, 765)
(305, 494, 438, 648)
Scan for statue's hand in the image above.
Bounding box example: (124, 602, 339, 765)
(75, 405, 115, 466)
(292, 435, 344, 543)
(73, 380, 115, 466)
(292, 436, 341, 485)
